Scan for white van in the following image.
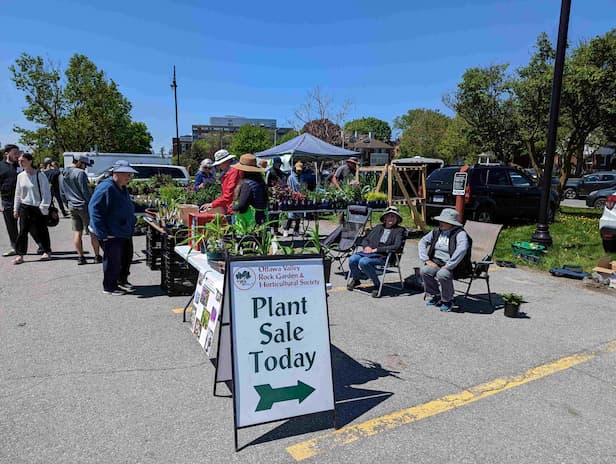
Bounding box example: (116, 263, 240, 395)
(63, 152, 173, 179)
(94, 163, 190, 185)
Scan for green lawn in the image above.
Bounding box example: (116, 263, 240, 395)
(390, 205, 613, 274)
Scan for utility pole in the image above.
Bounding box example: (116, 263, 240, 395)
(531, 0, 572, 247)
(171, 65, 180, 166)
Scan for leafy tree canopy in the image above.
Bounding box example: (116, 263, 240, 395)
(228, 125, 272, 156)
(10, 53, 152, 158)
(394, 109, 452, 159)
(344, 117, 391, 141)
(276, 129, 299, 145)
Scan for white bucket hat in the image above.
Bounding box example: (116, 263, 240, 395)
(212, 149, 235, 166)
(433, 208, 463, 227)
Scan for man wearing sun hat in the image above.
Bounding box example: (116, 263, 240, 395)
(418, 208, 471, 312)
(347, 206, 406, 298)
(331, 156, 359, 190)
(89, 160, 138, 295)
(200, 149, 240, 215)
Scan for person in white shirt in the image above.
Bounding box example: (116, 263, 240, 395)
(12, 153, 52, 264)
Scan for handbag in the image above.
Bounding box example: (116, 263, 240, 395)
(35, 171, 59, 227)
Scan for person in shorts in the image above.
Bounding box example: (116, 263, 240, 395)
(60, 155, 101, 265)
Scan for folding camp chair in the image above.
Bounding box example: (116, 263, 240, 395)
(322, 205, 371, 271)
(372, 232, 407, 298)
(455, 220, 503, 306)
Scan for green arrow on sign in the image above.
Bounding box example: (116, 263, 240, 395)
(254, 381, 315, 411)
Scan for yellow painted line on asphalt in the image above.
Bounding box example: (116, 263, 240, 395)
(287, 342, 615, 461)
(172, 307, 192, 314)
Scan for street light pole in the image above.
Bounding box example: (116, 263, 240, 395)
(531, 0, 572, 247)
(170, 65, 180, 166)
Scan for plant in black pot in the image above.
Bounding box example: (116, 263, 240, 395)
(501, 293, 524, 317)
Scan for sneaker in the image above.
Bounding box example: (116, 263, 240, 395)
(118, 282, 135, 292)
(371, 290, 381, 298)
(2, 249, 16, 257)
(77, 256, 87, 265)
(347, 279, 361, 291)
(439, 301, 453, 312)
(103, 289, 125, 296)
(282, 229, 289, 237)
(425, 295, 441, 307)
(95, 255, 103, 264)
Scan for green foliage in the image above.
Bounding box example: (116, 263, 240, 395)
(364, 191, 387, 201)
(500, 293, 524, 305)
(229, 125, 272, 156)
(276, 130, 299, 145)
(394, 109, 452, 159)
(10, 53, 152, 155)
(345, 117, 392, 141)
(439, 116, 478, 164)
(179, 183, 221, 205)
(494, 209, 613, 273)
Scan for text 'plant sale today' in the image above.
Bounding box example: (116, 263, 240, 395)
(229, 258, 334, 428)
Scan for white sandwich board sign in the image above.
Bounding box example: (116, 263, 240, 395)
(228, 255, 335, 430)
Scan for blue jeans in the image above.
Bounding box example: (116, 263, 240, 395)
(349, 252, 385, 287)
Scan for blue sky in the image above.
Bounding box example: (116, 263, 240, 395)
(1, 0, 614, 153)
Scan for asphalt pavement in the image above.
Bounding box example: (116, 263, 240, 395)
(1, 217, 615, 463)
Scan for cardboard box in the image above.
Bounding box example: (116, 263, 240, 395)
(592, 256, 616, 275)
(177, 204, 199, 226)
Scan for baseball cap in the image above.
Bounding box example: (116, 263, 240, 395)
(109, 160, 138, 174)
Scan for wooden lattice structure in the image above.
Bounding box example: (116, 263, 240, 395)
(357, 164, 428, 231)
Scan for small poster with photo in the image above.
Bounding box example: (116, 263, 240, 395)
(190, 269, 224, 356)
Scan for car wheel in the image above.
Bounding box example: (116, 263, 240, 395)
(603, 238, 616, 253)
(593, 198, 607, 210)
(563, 188, 577, 199)
(474, 208, 494, 223)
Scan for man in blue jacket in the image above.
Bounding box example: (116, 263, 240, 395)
(89, 160, 137, 295)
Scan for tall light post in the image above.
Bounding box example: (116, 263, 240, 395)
(531, 0, 572, 246)
(273, 127, 279, 145)
(170, 65, 180, 166)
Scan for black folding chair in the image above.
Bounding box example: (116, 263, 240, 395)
(322, 205, 371, 271)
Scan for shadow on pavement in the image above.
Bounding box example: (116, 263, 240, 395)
(133, 285, 168, 298)
(243, 344, 398, 448)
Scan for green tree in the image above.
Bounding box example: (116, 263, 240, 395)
(512, 33, 554, 174)
(559, 29, 616, 178)
(10, 52, 152, 155)
(394, 108, 451, 159)
(276, 129, 299, 145)
(344, 117, 391, 141)
(439, 115, 478, 164)
(445, 64, 520, 162)
(229, 125, 272, 156)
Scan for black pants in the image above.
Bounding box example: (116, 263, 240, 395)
(102, 237, 133, 292)
(2, 199, 18, 250)
(51, 187, 67, 215)
(16, 204, 51, 255)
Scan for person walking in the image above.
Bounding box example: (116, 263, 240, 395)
(88, 160, 137, 295)
(60, 155, 101, 265)
(418, 208, 471, 312)
(0, 144, 20, 256)
(12, 153, 52, 264)
(283, 161, 304, 237)
(42, 157, 69, 217)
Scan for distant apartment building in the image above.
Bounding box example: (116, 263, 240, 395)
(192, 116, 291, 141)
(172, 135, 193, 155)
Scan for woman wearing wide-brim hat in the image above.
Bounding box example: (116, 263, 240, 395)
(230, 154, 267, 228)
(347, 206, 406, 298)
(417, 208, 471, 312)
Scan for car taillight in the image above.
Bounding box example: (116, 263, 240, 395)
(464, 185, 471, 204)
(606, 195, 616, 210)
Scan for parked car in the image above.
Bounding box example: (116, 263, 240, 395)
(425, 165, 560, 223)
(599, 194, 616, 252)
(585, 186, 616, 209)
(563, 171, 616, 199)
(94, 164, 190, 185)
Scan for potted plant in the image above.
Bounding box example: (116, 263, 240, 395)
(501, 293, 524, 317)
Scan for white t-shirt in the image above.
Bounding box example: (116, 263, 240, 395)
(14, 170, 52, 215)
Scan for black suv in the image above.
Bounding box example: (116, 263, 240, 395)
(425, 165, 560, 223)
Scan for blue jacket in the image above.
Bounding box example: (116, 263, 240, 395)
(88, 177, 135, 240)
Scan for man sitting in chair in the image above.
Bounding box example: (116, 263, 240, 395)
(347, 206, 406, 298)
(418, 208, 470, 312)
